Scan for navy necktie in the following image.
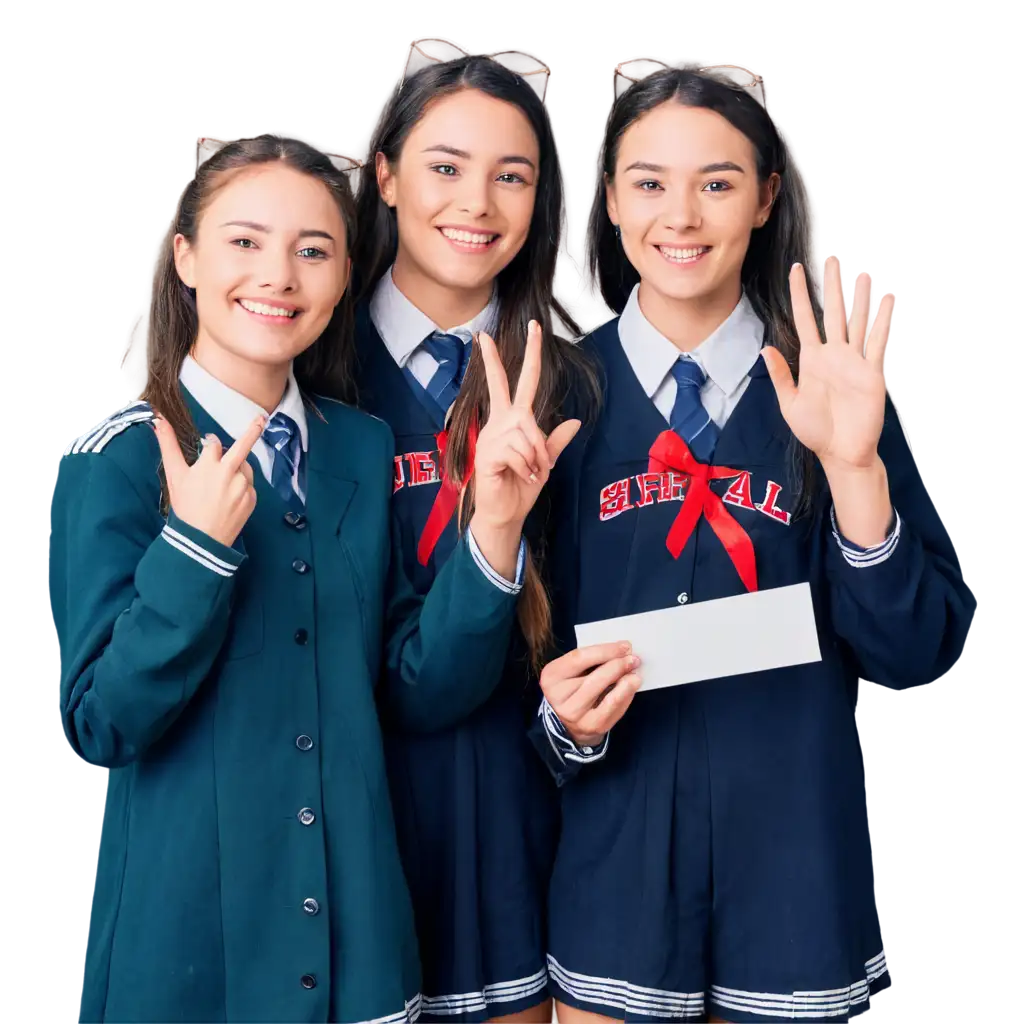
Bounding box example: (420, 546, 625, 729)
(421, 331, 471, 415)
(669, 357, 719, 462)
(262, 411, 305, 508)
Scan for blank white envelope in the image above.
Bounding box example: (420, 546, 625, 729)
(574, 582, 822, 691)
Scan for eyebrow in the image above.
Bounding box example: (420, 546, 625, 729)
(622, 160, 746, 174)
(422, 145, 536, 171)
(220, 220, 336, 242)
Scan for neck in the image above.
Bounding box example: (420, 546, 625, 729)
(191, 332, 290, 413)
(637, 278, 743, 352)
(392, 249, 492, 331)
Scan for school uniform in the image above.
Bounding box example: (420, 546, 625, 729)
(531, 286, 976, 1022)
(351, 267, 559, 1022)
(50, 356, 526, 1024)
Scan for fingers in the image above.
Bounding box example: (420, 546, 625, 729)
(517, 418, 552, 474)
(865, 293, 895, 370)
(512, 319, 543, 412)
(847, 272, 872, 354)
(822, 255, 848, 346)
(197, 434, 223, 463)
(543, 643, 633, 685)
(222, 415, 266, 473)
(575, 673, 642, 737)
(789, 263, 822, 351)
(760, 347, 797, 410)
(238, 460, 255, 485)
(560, 655, 640, 721)
(498, 445, 537, 486)
(504, 428, 543, 481)
(546, 419, 581, 463)
(152, 414, 190, 483)
(476, 331, 511, 414)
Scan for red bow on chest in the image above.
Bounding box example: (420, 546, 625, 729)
(648, 430, 758, 592)
(416, 420, 478, 566)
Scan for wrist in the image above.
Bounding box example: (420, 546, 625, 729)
(468, 514, 523, 582)
(823, 454, 893, 547)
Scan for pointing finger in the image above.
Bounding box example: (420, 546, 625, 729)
(789, 263, 822, 351)
(512, 319, 542, 412)
(152, 414, 189, 484)
(223, 415, 266, 473)
(476, 331, 511, 414)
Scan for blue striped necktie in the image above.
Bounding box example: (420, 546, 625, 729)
(669, 357, 719, 462)
(420, 331, 471, 415)
(262, 411, 304, 508)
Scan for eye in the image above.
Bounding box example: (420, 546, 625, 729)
(496, 171, 527, 185)
(431, 163, 458, 177)
(297, 246, 328, 260)
(702, 180, 732, 193)
(636, 179, 663, 192)
(231, 237, 257, 249)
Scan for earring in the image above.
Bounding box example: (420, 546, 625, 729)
(613, 225, 621, 241)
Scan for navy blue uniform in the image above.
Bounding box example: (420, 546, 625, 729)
(534, 317, 976, 1022)
(353, 302, 557, 1021)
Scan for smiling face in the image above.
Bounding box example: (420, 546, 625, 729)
(174, 162, 350, 376)
(377, 87, 539, 314)
(607, 102, 777, 311)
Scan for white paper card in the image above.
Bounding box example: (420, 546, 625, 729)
(573, 582, 821, 691)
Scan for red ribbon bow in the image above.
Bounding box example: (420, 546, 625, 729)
(648, 430, 758, 592)
(417, 420, 478, 566)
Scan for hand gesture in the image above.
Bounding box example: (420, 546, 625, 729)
(153, 414, 264, 547)
(472, 319, 581, 532)
(539, 643, 642, 748)
(762, 258, 894, 472)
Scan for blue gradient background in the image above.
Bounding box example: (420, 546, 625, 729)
(6, 9, 1024, 1024)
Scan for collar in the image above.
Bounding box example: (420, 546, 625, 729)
(617, 283, 765, 398)
(179, 354, 309, 451)
(369, 264, 499, 367)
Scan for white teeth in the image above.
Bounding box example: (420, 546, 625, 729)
(658, 246, 710, 262)
(239, 299, 297, 318)
(441, 228, 497, 245)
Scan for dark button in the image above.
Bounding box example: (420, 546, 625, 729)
(283, 511, 308, 530)
(676, 592, 689, 605)
(294, 628, 308, 645)
(300, 974, 317, 990)
(302, 897, 320, 916)
(296, 734, 314, 751)
(292, 559, 310, 574)
(298, 807, 316, 826)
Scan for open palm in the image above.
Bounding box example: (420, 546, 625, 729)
(762, 258, 894, 471)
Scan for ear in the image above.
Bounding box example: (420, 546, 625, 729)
(376, 152, 396, 208)
(173, 233, 196, 288)
(604, 172, 619, 227)
(754, 172, 781, 228)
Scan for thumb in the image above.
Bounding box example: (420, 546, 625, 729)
(545, 419, 581, 464)
(760, 348, 797, 410)
(152, 414, 189, 484)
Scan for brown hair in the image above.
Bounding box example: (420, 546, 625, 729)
(143, 134, 358, 494)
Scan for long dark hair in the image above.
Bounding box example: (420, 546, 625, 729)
(353, 57, 599, 667)
(143, 134, 358, 497)
(587, 67, 823, 514)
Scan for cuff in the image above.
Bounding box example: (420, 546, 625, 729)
(538, 698, 610, 765)
(830, 505, 902, 568)
(466, 528, 526, 595)
(161, 511, 246, 578)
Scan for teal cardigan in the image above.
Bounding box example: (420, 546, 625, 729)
(49, 389, 519, 1023)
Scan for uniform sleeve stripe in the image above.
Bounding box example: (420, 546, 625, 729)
(466, 530, 525, 595)
(830, 506, 902, 568)
(160, 527, 236, 577)
(538, 698, 609, 765)
(66, 404, 154, 455)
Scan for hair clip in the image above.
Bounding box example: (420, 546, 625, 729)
(612, 59, 766, 108)
(402, 38, 550, 103)
(191, 134, 364, 178)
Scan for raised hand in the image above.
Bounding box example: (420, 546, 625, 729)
(762, 258, 894, 473)
(539, 643, 642, 747)
(153, 414, 264, 547)
(472, 319, 581, 533)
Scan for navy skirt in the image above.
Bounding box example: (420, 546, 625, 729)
(384, 682, 558, 1021)
(547, 671, 891, 1023)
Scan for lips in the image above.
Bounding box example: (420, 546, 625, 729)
(237, 299, 301, 319)
(655, 245, 712, 264)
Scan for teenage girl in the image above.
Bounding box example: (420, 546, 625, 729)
(49, 134, 573, 1024)
(350, 45, 595, 1024)
(531, 66, 977, 1023)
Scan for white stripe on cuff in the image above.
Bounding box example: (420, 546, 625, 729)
(539, 698, 609, 765)
(830, 506, 902, 568)
(466, 529, 525, 595)
(161, 525, 238, 577)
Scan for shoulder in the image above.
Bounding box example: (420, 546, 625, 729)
(308, 394, 395, 454)
(63, 400, 155, 457)
(579, 316, 621, 360)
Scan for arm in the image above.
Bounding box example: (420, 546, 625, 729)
(50, 452, 244, 767)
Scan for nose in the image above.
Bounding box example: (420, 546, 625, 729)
(662, 185, 702, 233)
(256, 243, 299, 294)
(455, 170, 493, 220)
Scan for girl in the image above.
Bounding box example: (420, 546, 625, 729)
(532, 65, 976, 1023)
(50, 134, 575, 1024)
(350, 41, 595, 1024)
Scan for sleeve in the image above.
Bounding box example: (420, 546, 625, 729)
(528, 697, 610, 788)
(823, 394, 977, 689)
(49, 451, 244, 767)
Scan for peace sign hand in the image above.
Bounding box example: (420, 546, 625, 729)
(153, 413, 264, 547)
(762, 258, 895, 473)
(472, 319, 581, 533)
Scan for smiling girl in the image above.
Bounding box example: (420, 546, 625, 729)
(49, 134, 573, 1024)
(349, 45, 595, 1024)
(530, 66, 976, 1023)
